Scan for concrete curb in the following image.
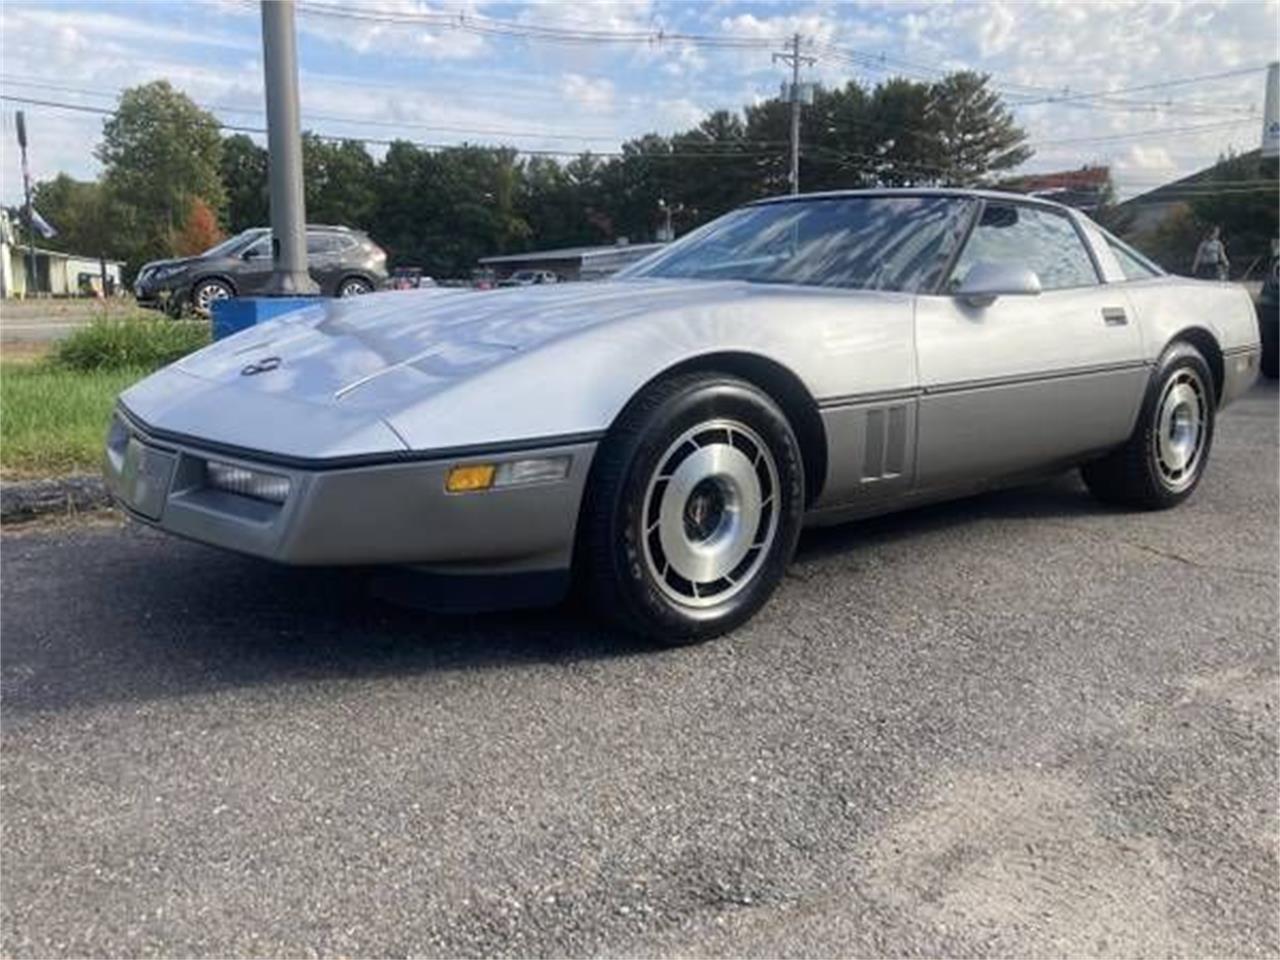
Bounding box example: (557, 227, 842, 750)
(0, 474, 112, 523)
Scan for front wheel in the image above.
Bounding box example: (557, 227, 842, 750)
(190, 278, 233, 318)
(1081, 342, 1215, 509)
(582, 373, 805, 644)
(338, 276, 374, 297)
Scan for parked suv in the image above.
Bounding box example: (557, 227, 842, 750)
(135, 225, 388, 317)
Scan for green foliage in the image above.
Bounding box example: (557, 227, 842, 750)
(220, 134, 270, 234)
(53, 318, 210, 373)
(30, 174, 132, 264)
(1135, 203, 1204, 274)
(96, 80, 225, 270)
(0, 363, 149, 478)
(303, 134, 379, 227)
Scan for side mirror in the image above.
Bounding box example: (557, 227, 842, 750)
(954, 261, 1042, 307)
(242, 247, 263, 261)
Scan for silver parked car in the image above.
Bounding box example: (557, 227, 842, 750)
(104, 190, 1261, 643)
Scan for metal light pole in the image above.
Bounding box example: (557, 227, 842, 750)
(261, 0, 317, 295)
(774, 34, 815, 195)
(15, 111, 38, 296)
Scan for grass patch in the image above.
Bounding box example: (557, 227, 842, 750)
(53, 318, 209, 372)
(1, 363, 150, 478)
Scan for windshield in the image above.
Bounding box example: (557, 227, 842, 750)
(202, 230, 265, 259)
(621, 195, 971, 292)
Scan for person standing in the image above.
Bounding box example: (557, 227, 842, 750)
(1192, 226, 1230, 281)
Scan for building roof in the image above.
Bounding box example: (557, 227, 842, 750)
(5, 243, 125, 265)
(999, 166, 1111, 192)
(480, 242, 666, 265)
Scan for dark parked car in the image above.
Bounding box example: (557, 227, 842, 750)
(135, 226, 388, 317)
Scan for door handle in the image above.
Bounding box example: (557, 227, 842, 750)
(1102, 307, 1128, 326)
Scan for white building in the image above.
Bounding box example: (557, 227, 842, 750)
(0, 210, 124, 298)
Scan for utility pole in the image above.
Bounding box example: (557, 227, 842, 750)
(261, 0, 317, 296)
(15, 110, 37, 297)
(774, 33, 815, 195)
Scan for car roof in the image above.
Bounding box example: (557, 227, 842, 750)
(239, 224, 363, 234)
(749, 187, 1078, 215)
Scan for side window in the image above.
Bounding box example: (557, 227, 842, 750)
(306, 233, 337, 255)
(1106, 236, 1162, 280)
(243, 236, 272, 260)
(950, 203, 1099, 291)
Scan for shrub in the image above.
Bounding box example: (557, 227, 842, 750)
(53, 318, 210, 373)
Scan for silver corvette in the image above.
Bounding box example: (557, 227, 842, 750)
(105, 189, 1261, 642)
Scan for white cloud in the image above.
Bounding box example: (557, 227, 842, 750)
(560, 73, 616, 112)
(285, 0, 490, 60)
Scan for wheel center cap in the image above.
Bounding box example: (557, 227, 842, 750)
(683, 478, 726, 543)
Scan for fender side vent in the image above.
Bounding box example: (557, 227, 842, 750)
(862, 404, 907, 482)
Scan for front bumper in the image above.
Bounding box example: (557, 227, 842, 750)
(103, 408, 596, 574)
(133, 275, 189, 312)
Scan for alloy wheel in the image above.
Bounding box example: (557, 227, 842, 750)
(640, 418, 780, 608)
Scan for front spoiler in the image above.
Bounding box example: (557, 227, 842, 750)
(103, 408, 597, 575)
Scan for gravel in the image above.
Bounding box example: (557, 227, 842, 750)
(1, 382, 1276, 958)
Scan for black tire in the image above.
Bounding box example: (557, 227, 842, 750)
(1262, 341, 1278, 379)
(582, 372, 805, 644)
(190, 277, 234, 318)
(338, 276, 374, 297)
(1081, 341, 1215, 509)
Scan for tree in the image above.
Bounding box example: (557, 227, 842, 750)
(302, 134, 378, 228)
(30, 175, 117, 258)
(173, 197, 224, 256)
(1188, 151, 1279, 275)
(220, 134, 269, 233)
(96, 80, 224, 268)
(926, 72, 1031, 185)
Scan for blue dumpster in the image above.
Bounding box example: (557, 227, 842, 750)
(210, 297, 318, 341)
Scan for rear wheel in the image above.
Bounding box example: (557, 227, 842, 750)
(1081, 342, 1215, 509)
(338, 276, 373, 297)
(582, 373, 804, 644)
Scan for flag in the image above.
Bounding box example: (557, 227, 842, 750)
(26, 207, 56, 240)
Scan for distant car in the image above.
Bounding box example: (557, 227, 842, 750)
(1258, 253, 1278, 379)
(134, 226, 388, 317)
(105, 189, 1260, 643)
(499, 269, 558, 287)
(391, 267, 435, 291)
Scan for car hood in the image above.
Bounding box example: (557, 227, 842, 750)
(121, 278, 888, 459)
(139, 256, 199, 274)
(170, 280, 759, 410)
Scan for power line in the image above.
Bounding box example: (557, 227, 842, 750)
(1010, 64, 1269, 107)
(0, 79, 794, 149)
(287, 0, 1266, 121)
(290, 0, 782, 49)
(0, 93, 787, 160)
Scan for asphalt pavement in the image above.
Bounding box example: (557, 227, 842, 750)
(0, 299, 118, 344)
(2, 382, 1277, 958)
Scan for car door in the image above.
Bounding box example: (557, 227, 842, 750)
(913, 200, 1148, 490)
(306, 231, 342, 294)
(234, 234, 275, 295)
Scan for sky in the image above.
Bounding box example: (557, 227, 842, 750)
(0, 0, 1276, 207)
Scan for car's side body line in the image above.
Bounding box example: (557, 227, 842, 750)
(920, 358, 1153, 396)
